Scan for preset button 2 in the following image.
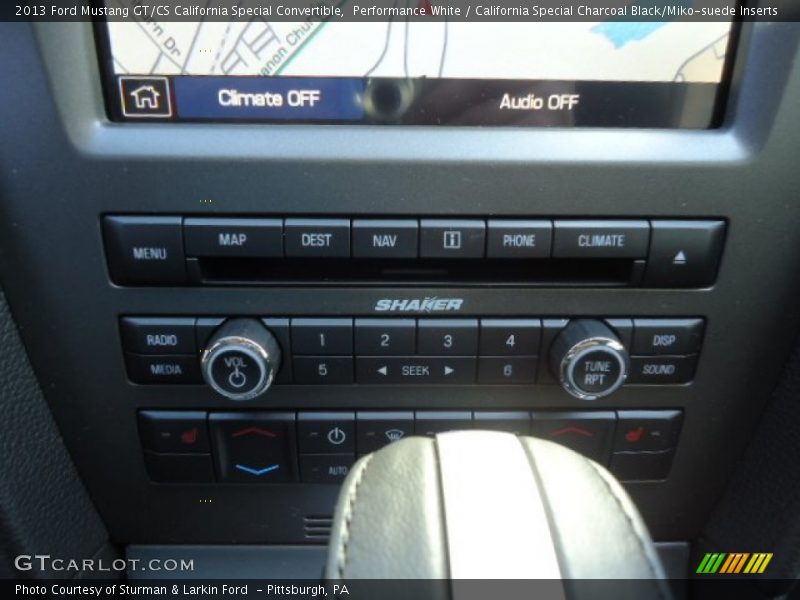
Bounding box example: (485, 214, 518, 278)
(355, 319, 415, 355)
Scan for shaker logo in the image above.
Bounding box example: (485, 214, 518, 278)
(374, 297, 464, 313)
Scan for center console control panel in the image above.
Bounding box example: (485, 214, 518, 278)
(139, 409, 684, 485)
(103, 215, 726, 288)
(122, 316, 705, 399)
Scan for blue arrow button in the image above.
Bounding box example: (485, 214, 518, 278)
(234, 463, 281, 477)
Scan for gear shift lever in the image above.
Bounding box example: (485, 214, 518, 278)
(325, 431, 671, 599)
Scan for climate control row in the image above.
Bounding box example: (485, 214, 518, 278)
(139, 409, 683, 485)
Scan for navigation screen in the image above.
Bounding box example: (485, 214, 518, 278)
(98, 9, 736, 127)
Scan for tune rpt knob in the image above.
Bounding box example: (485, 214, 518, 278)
(550, 320, 629, 400)
(201, 319, 281, 401)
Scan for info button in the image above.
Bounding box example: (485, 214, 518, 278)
(285, 219, 350, 258)
(553, 220, 650, 259)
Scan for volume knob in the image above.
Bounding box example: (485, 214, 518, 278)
(550, 320, 629, 400)
(201, 319, 281, 401)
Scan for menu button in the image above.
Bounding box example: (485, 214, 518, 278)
(103, 216, 186, 284)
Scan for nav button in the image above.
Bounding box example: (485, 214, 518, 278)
(352, 220, 418, 258)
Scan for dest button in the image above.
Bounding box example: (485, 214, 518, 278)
(297, 412, 355, 454)
(284, 219, 350, 258)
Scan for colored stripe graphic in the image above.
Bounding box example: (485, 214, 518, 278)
(698, 552, 774, 574)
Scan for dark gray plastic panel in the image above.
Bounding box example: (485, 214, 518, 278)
(0, 21, 799, 546)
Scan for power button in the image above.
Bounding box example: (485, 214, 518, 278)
(297, 412, 355, 453)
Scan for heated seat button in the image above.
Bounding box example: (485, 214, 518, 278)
(352, 220, 418, 258)
(479, 319, 541, 355)
(125, 354, 202, 384)
(614, 410, 683, 452)
(531, 411, 615, 465)
(418, 319, 478, 355)
(209, 413, 295, 483)
(284, 219, 350, 258)
(552, 220, 650, 259)
(293, 357, 354, 384)
(414, 411, 473, 436)
(420, 219, 486, 258)
(300, 455, 355, 484)
(632, 318, 704, 355)
(355, 319, 416, 355)
(297, 412, 355, 454)
(356, 357, 476, 384)
(644, 220, 726, 288)
(184, 218, 283, 258)
(356, 411, 414, 454)
(103, 216, 186, 284)
(477, 357, 538, 384)
(628, 355, 698, 384)
(121, 317, 197, 354)
(138, 411, 209, 453)
(486, 220, 552, 258)
(292, 318, 353, 355)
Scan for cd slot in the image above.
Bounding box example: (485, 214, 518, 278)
(188, 258, 641, 288)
